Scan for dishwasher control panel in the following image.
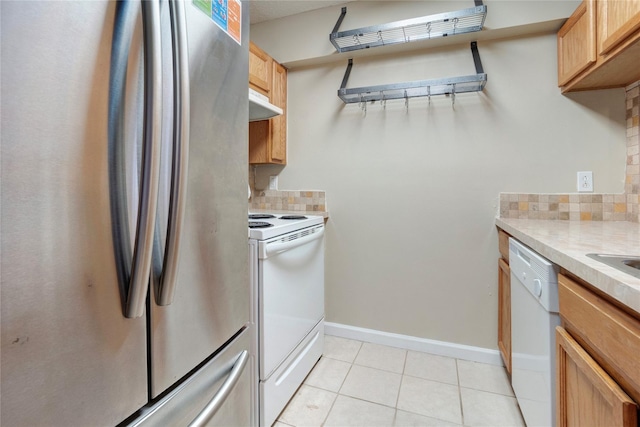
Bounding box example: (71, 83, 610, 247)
(509, 238, 559, 313)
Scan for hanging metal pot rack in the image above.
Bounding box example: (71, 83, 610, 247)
(331, 2, 488, 107)
(330, 2, 487, 53)
(337, 41, 487, 107)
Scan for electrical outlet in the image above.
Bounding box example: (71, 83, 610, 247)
(269, 175, 278, 190)
(577, 171, 593, 192)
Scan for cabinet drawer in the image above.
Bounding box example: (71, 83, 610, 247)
(558, 274, 640, 403)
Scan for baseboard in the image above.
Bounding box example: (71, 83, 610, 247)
(324, 322, 503, 366)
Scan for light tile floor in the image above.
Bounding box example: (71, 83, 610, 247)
(274, 336, 525, 427)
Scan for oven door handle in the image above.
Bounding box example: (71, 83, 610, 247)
(264, 226, 324, 257)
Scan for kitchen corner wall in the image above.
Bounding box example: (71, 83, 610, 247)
(499, 82, 640, 222)
(251, 4, 627, 350)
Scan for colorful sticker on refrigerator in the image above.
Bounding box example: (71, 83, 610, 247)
(193, 0, 242, 45)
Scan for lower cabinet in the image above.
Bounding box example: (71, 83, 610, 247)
(556, 273, 640, 427)
(497, 257, 511, 375)
(497, 229, 511, 375)
(556, 327, 637, 427)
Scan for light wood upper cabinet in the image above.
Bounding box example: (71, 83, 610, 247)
(558, 0, 596, 86)
(558, 0, 640, 92)
(249, 42, 272, 97)
(269, 62, 287, 163)
(599, 0, 640, 54)
(249, 49, 287, 165)
(556, 327, 637, 427)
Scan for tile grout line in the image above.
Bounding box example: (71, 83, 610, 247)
(393, 349, 409, 409)
(321, 340, 363, 427)
(455, 358, 466, 426)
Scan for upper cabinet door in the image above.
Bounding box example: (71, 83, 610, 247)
(270, 62, 287, 164)
(249, 41, 272, 97)
(599, 0, 640, 55)
(558, 0, 596, 86)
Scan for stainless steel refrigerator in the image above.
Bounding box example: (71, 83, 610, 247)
(1, 0, 253, 425)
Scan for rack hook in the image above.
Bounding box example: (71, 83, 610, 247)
(359, 94, 367, 116)
(427, 86, 431, 105)
(404, 90, 409, 111)
(380, 91, 386, 109)
(402, 27, 409, 43)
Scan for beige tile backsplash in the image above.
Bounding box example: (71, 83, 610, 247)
(500, 81, 640, 223)
(250, 189, 326, 212)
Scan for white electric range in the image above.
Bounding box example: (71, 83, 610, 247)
(248, 213, 325, 426)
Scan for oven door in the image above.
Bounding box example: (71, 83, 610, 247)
(258, 224, 325, 379)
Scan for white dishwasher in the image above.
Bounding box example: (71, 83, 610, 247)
(509, 238, 560, 427)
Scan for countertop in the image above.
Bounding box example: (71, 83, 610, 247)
(496, 218, 640, 315)
(250, 208, 329, 219)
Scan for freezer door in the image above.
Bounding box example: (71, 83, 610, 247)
(149, 0, 251, 397)
(128, 327, 253, 427)
(0, 2, 148, 426)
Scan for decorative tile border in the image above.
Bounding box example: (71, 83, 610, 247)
(499, 193, 637, 221)
(250, 189, 326, 212)
(500, 81, 640, 223)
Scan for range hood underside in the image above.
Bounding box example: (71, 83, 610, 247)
(249, 89, 283, 121)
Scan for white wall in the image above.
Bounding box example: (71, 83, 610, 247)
(252, 9, 626, 349)
(251, 0, 580, 67)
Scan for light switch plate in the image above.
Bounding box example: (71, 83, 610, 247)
(577, 171, 593, 192)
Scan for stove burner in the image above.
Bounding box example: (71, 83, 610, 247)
(249, 214, 276, 219)
(249, 221, 273, 229)
(280, 215, 307, 220)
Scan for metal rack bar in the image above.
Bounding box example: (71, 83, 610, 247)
(329, 3, 486, 53)
(332, 7, 347, 35)
(471, 41, 484, 74)
(340, 59, 353, 90)
(337, 42, 487, 105)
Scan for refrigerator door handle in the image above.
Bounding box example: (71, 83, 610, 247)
(124, 0, 163, 318)
(188, 350, 250, 427)
(108, 0, 163, 319)
(154, 0, 190, 306)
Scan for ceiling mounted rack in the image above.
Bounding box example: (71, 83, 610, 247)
(330, 1, 487, 53)
(337, 42, 487, 106)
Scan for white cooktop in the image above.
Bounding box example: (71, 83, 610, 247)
(248, 213, 324, 240)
